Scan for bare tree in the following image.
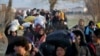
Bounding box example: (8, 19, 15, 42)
(84, 0, 100, 23)
(49, 0, 57, 10)
(48, 0, 80, 10)
(0, 0, 12, 55)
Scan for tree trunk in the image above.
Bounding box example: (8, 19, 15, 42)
(84, 0, 100, 23)
(0, 33, 8, 56)
(49, 0, 57, 11)
(0, 0, 12, 55)
(5, 0, 12, 27)
(0, 4, 8, 56)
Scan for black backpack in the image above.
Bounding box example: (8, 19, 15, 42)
(39, 30, 72, 56)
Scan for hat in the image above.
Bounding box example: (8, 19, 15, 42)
(10, 26, 18, 31)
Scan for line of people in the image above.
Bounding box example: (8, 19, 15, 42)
(4, 8, 100, 56)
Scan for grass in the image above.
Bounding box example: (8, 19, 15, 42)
(67, 14, 93, 29)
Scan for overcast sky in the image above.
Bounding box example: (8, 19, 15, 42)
(0, 0, 85, 10)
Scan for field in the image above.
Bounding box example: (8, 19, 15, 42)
(67, 14, 93, 29)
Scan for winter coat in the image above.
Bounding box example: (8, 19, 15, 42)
(71, 43, 91, 56)
(6, 36, 18, 55)
(71, 29, 91, 56)
(84, 26, 94, 43)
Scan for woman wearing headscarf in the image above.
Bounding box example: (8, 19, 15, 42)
(71, 29, 91, 56)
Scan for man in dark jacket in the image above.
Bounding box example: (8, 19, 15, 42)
(72, 19, 85, 31)
(84, 21, 95, 43)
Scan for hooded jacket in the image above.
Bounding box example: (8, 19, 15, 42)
(71, 29, 91, 56)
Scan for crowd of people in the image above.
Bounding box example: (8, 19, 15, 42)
(4, 8, 100, 56)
